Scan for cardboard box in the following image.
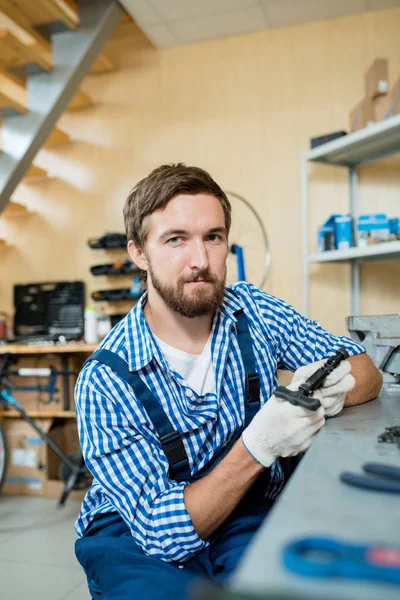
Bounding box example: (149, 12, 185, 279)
(2, 418, 52, 496)
(42, 479, 86, 502)
(44, 419, 90, 501)
(2, 417, 88, 500)
(375, 76, 400, 120)
(350, 98, 375, 131)
(46, 420, 81, 481)
(374, 93, 392, 121)
(365, 58, 388, 99)
(357, 213, 390, 246)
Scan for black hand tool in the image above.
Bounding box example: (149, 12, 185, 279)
(274, 346, 350, 411)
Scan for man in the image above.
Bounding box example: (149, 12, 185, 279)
(75, 164, 382, 600)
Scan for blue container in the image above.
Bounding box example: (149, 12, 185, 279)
(357, 213, 390, 245)
(389, 218, 399, 235)
(334, 215, 353, 250)
(317, 214, 341, 252)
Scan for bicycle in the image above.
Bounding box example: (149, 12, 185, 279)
(0, 352, 92, 505)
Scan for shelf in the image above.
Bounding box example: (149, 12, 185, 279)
(308, 240, 400, 264)
(304, 114, 400, 166)
(0, 343, 98, 355)
(0, 410, 76, 419)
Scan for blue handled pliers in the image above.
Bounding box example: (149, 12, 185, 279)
(282, 536, 400, 584)
(340, 462, 400, 493)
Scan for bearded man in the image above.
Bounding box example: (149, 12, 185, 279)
(74, 164, 381, 600)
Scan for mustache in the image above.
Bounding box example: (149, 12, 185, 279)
(182, 271, 217, 283)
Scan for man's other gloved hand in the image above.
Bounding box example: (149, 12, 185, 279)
(291, 359, 355, 417)
(241, 381, 325, 468)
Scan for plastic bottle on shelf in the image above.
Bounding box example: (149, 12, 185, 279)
(84, 306, 99, 344)
(97, 304, 112, 340)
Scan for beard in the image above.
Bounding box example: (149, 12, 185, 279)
(148, 263, 226, 318)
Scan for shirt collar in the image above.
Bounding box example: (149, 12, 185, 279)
(124, 286, 243, 372)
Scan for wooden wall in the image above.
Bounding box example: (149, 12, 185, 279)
(1, 7, 399, 336)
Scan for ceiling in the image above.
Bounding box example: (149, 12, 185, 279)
(118, 0, 400, 48)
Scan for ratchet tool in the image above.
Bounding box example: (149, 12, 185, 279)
(274, 346, 350, 411)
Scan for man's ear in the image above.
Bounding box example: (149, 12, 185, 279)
(128, 240, 148, 272)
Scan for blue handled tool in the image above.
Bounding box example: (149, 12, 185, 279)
(340, 462, 400, 494)
(282, 536, 400, 585)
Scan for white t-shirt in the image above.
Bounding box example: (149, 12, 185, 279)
(154, 334, 216, 397)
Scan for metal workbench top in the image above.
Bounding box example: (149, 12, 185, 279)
(232, 392, 400, 599)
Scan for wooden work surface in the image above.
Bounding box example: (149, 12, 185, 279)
(0, 343, 97, 355)
(0, 410, 76, 418)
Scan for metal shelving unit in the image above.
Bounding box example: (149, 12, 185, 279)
(302, 114, 400, 317)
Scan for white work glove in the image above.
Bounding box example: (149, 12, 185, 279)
(242, 381, 325, 468)
(291, 359, 355, 417)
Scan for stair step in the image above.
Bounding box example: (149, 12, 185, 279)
(44, 128, 71, 147)
(2, 200, 29, 218)
(91, 53, 116, 74)
(0, 29, 51, 73)
(24, 165, 48, 181)
(68, 89, 93, 111)
(0, 67, 27, 113)
(3, 0, 79, 31)
(0, 1, 53, 60)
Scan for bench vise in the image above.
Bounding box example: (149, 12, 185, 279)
(346, 315, 400, 388)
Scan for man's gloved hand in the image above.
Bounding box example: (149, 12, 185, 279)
(291, 359, 355, 417)
(241, 381, 325, 468)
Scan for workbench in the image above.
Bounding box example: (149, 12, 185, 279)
(0, 343, 97, 414)
(232, 391, 400, 599)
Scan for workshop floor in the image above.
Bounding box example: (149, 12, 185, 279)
(0, 495, 90, 600)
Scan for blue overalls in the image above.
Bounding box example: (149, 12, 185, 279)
(75, 309, 279, 600)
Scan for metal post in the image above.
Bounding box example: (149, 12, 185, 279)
(301, 155, 309, 316)
(349, 167, 360, 315)
(0, 0, 124, 210)
(351, 260, 360, 316)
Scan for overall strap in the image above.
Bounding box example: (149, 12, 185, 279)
(195, 308, 262, 479)
(233, 309, 260, 425)
(84, 350, 191, 480)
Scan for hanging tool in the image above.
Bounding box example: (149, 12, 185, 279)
(282, 536, 400, 585)
(274, 347, 350, 411)
(340, 462, 400, 494)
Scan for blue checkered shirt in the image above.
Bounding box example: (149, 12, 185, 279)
(74, 282, 365, 562)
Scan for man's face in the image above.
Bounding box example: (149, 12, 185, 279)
(138, 194, 228, 318)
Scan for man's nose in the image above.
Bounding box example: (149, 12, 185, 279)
(189, 240, 209, 271)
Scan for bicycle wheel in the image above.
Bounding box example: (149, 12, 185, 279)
(0, 422, 7, 493)
(225, 191, 271, 289)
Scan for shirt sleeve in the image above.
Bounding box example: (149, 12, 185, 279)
(74, 362, 208, 563)
(249, 286, 366, 371)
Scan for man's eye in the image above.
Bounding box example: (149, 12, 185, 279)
(207, 234, 222, 241)
(167, 237, 182, 244)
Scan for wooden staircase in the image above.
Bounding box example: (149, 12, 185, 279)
(0, 0, 126, 246)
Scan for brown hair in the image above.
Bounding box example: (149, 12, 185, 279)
(123, 163, 231, 248)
